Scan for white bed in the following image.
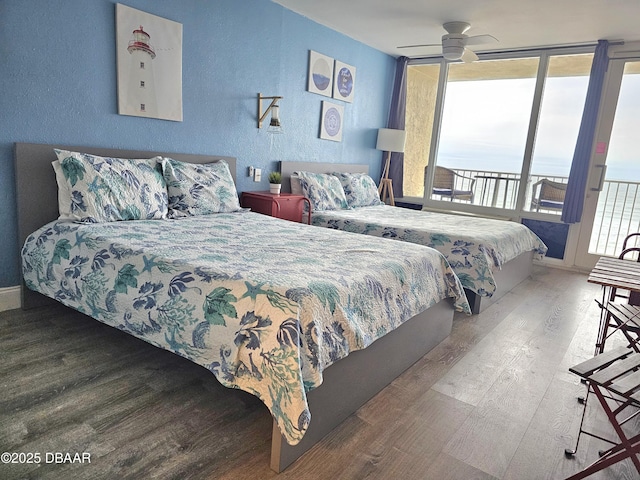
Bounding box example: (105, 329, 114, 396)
(15, 143, 469, 472)
(280, 161, 548, 314)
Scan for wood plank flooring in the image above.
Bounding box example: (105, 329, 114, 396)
(1, 265, 638, 479)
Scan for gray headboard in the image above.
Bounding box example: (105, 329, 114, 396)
(14, 142, 236, 308)
(279, 161, 369, 193)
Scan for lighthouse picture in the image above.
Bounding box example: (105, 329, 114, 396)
(116, 4, 183, 122)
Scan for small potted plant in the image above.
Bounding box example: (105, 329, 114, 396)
(268, 171, 282, 195)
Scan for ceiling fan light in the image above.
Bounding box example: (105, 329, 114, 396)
(443, 45, 464, 60)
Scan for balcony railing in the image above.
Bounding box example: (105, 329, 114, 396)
(431, 168, 567, 210)
(431, 167, 640, 257)
(590, 179, 640, 256)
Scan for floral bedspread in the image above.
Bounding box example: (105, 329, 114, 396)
(311, 205, 548, 298)
(22, 211, 469, 445)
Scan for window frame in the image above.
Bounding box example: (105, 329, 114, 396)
(410, 44, 596, 222)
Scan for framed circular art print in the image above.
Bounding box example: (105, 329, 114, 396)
(333, 60, 356, 103)
(307, 50, 334, 98)
(319, 101, 344, 142)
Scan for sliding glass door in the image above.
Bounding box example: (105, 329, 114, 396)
(575, 58, 640, 267)
(432, 58, 538, 210)
(405, 45, 640, 267)
(407, 48, 594, 220)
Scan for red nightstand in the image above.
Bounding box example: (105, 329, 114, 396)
(240, 191, 311, 224)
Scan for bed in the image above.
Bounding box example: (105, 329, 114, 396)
(280, 161, 548, 314)
(15, 143, 470, 472)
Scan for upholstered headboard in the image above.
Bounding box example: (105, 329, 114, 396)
(14, 142, 236, 308)
(279, 161, 369, 193)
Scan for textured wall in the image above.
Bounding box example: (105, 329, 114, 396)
(405, 64, 440, 198)
(0, 0, 394, 287)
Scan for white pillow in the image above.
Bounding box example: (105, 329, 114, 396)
(290, 173, 302, 195)
(52, 160, 73, 220)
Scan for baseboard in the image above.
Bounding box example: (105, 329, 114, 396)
(0, 286, 21, 312)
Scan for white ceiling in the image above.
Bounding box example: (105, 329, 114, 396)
(272, 0, 640, 57)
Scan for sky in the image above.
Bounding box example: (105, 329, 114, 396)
(437, 74, 640, 182)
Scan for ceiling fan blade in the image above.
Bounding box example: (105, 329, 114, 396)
(397, 43, 441, 49)
(461, 48, 479, 63)
(465, 34, 498, 46)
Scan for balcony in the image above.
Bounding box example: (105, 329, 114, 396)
(591, 179, 640, 256)
(430, 167, 640, 257)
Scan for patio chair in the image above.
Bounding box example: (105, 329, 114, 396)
(530, 178, 567, 212)
(431, 166, 475, 202)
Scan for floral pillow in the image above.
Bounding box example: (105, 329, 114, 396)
(295, 171, 349, 211)
(161, 157, 242, 217)
(332, 172, 384, 208)
(54, 149, 168, 223)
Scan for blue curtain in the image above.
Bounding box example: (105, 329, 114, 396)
(561, 40, 609, 223)
(385, 56, 409, 198)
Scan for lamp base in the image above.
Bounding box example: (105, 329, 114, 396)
(378, 178, 395, 206)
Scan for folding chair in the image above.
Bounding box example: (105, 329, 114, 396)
(617, 233, 640, 306)
(596, 234, 640, 354)
(565, 346, 640, 479)
(602, 303, 640, 353)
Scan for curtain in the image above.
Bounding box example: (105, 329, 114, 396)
(561, 40, 609, 224)
(385, 56, 409, 198)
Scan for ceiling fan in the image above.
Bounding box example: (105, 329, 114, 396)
(398, 21, 498, 62)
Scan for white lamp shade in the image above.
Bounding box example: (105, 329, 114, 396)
(376, 128, 406, 153)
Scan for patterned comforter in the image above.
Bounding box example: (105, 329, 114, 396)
(311, 205, 548, 298)
(22, 211, 469, 445)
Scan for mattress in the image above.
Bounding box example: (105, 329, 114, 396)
(311, 205, 548, 297)
(21, 211, 469, 445)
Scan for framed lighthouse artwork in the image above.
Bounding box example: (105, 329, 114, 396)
(116, 4, 183, 122)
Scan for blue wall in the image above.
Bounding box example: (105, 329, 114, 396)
(0, 0, 395, 288)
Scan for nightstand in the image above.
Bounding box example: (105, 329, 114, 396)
(240, 191, 311, 224)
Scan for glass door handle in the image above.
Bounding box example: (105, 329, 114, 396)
(591, 164, 607, 191)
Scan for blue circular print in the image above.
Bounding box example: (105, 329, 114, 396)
(336, 67, 353, 98)
(324, 107, 341, 136)
(312, 58, 332, 91)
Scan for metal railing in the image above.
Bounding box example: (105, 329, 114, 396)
(432, 168, 566, 210)
(432, 167, 640, 256)
(589, 179, 640, 256)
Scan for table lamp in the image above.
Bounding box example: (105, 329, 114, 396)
(376, 128, 406, 206)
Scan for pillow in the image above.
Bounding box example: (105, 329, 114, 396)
(52, 160, 73, 220)
(290, 173, 302, 195)
(161, 157, 242, 217)
(295, 171, 349, 211)
(54, 150, 168, 223)
(332, 172, 384, 208)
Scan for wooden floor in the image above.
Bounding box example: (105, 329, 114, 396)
(2, 265, 639, 480)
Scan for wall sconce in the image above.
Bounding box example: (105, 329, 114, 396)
(258, 93, 283, 133)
